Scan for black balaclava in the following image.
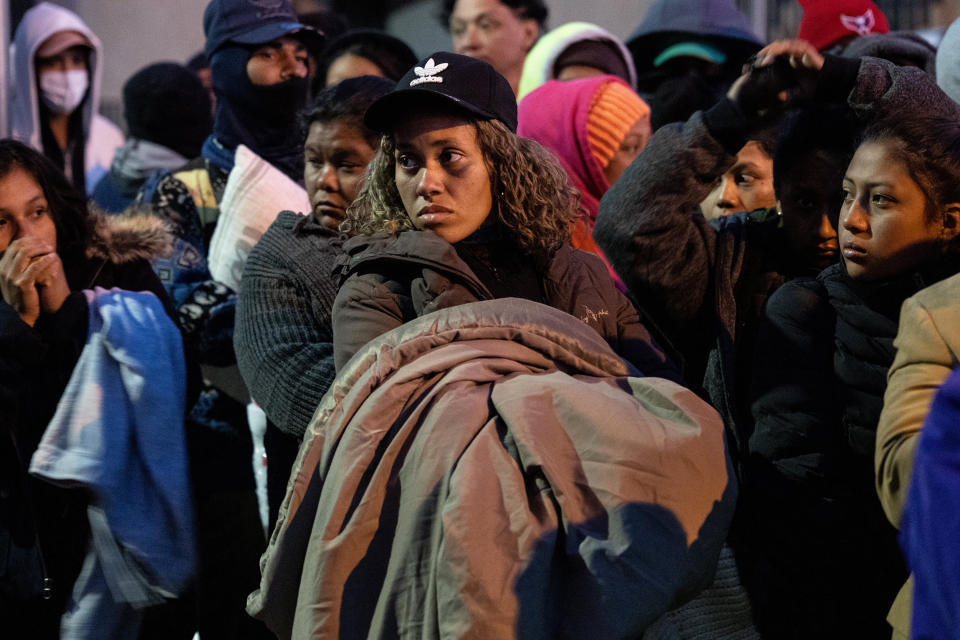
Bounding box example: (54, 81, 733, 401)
(210, 45, 308, 183)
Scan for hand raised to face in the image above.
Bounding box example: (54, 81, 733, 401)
(0, 235, 70, 326)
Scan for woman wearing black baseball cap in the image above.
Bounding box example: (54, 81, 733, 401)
(331, 52, 677, 380)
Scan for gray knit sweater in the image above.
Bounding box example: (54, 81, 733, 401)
(235, 210, 343, 439)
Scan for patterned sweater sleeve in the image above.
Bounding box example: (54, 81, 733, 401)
(144, 171, 236, 366)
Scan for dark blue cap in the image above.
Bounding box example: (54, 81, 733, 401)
(203, 0, 324, 58)
(364, 52, 518, 134)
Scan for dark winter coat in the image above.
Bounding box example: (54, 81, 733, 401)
(746, 256, 960, 639)
(331, 229, 678, 381)
(0, 209, 173, 633)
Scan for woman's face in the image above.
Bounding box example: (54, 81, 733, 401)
(304, 118, 378, 230)
(602, 116, 651, 187)
(393, 112, 493, 244)
(840, 140, 944, 281)
(35, 44, 88, 74)
(700, 141, 775, 220)
(0, 167, 57, 255)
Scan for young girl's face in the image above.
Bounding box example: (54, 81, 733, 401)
(840, 140, 944, 281)
(393, 112, 493, 244)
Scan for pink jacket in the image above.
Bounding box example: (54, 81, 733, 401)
(518, 76, 649, 287)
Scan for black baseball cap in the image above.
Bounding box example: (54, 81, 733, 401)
(203, 0, 324, 58)
(364, 51, 518, 134)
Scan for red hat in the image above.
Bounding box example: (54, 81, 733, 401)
(797, 0, 890, 51)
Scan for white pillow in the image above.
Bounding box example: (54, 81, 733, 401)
(208, 144, 311, 291)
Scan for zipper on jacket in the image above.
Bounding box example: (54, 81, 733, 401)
(8, 429, 54, 600)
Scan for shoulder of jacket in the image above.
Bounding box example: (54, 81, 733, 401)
(84, 205, 173, 264)
(910, 270, 960, 308)
(336, 270, 399, 307)
(90, 115, 124, 143)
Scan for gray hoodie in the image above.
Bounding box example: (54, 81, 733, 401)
(9, 2, 124, 194)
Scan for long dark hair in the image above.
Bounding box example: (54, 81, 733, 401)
(0, 139, 90, 267)
(301, 75, 394, 148)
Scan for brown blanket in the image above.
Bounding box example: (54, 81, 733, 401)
(248, 299, 735, 639)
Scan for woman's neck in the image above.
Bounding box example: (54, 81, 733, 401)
(47, 112, 70, 151)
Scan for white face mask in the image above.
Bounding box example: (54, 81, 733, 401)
(38, 69, 89, 115)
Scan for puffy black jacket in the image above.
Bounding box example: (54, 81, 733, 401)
(745, 257, 960, 638)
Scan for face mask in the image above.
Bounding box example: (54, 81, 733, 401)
(39, 69, 89, 115)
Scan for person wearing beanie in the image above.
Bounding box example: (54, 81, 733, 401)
(134, 1, 321, 637)
(626, 0, 763, 131)
(8, 2, 125, 196)
(518, 76, 649, 287)
(797, 0, 889, 52)
(91, 62, 212, 213)
(517, 22, 636, 101)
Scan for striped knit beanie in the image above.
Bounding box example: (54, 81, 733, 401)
(585, 80, 649, 169)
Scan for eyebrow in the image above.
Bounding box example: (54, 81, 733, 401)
(453, 11, 494, 24)
(396, 138, 462, 149)
(844, 176, 894, 189)
(0, 195, 44, 213)
(261, 39, 306, 51)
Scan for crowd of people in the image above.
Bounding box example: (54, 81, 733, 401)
(2, 0, 960, 638)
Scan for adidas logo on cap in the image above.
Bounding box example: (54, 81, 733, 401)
(410, 58, 449, 86)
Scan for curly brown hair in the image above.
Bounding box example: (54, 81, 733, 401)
(342, 118, 578, 262)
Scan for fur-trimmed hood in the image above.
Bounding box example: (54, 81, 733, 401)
(84, 207, 174, 264)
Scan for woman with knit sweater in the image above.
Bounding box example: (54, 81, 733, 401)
(234, 76, 393, 525)
(235, 76, 392, 442)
